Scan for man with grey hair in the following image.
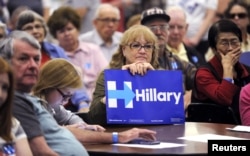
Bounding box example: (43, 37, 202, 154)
(79, 3, 123, 62)
(166, 6, 206, 68)
(0, 30, 157, 155)
(0, 30, 89, 156)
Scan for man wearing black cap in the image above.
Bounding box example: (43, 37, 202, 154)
(141, 7, 197, 110)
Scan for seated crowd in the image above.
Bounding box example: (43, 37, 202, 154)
(1, 1, 250, 155)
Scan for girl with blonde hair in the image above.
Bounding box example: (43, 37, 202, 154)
(32, 58, 105, 131)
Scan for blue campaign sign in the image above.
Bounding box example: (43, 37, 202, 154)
(104, 69, 185, 125)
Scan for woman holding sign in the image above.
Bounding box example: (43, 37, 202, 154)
(89, 25, 160, 125)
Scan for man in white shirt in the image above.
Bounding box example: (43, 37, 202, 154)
(79, 3, 123, 62)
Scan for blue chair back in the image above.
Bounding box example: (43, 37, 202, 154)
(239, 52, 250, 66)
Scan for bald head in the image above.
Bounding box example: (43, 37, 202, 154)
(166, 6, 187, 22)
(166, 6, 188, 49)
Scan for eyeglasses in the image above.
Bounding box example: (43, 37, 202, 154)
(22, 24, 43, 32)
(218, 39, 241, 49)
(97, 18, 119, 24)
(56, 88, 72, 102)
(228, 13, 247, 19)
(127, 42, 154, 52)
(148, 25, 169, 32)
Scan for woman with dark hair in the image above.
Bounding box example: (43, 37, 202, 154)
(224, 0, 250, 52)
(47, 6, 108, 109)
(191, 19, 250, 123)
(0, 57, 32, 156)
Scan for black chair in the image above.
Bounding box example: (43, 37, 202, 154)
(186, 103, 240, 125)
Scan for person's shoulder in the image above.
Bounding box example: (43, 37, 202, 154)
(43, 41, 64, 51)
(242, 83, 250, 91)
(97, 69, 106, 79)
(172, 53, 196, 68)
(114, 31, 123, 37)
(112, 31, 123, 43)
(13, 92, 38, 107)
(79, 41, 102, 52)
(184, 44, 201, 56)
(79, 30, 94, 39)
(196, 63, 216, 78)
(14, 91, 26, 100)
(80, 41, 97, 46)
(43, 41, 58, 47)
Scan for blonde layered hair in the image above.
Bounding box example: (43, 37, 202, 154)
(32, 58, 82, 97)
(109, 25, 159, 69)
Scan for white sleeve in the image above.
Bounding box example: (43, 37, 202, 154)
(206, 0, 218, 10)
(13, 118, 27, 142)
(42, 0, 51, 8)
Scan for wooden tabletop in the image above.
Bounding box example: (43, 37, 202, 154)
(83, 122, 250, 156)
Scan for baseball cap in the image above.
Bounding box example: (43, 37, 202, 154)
(141, 7, 170, 25)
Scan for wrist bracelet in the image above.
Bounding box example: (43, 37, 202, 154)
(112, 132, 118, 143)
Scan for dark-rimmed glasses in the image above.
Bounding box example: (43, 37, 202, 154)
(228, 13, 247, 19)
(127, 42, 154, 52)
(56, 88, 72, 102)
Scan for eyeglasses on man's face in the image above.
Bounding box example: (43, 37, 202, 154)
(228, 13, 247, 19)
(127, 42, 154, 52)
(148, 25, 169, 32)
(56, 88, 72, 102)
(97, 18, 120, 24)
(218, 39, 241, 49)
